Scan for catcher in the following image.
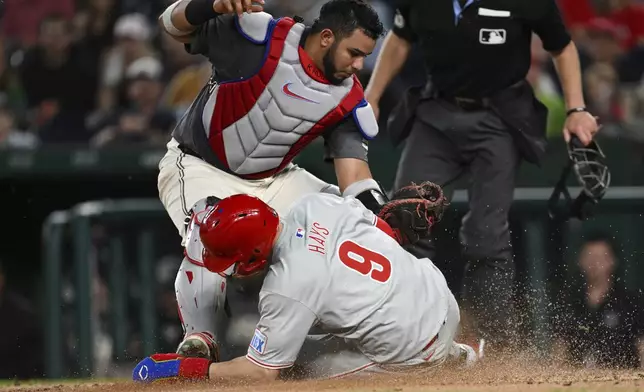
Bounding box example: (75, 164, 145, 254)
(133, 184, 477, 382)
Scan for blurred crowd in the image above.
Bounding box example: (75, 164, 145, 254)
(0, 0, 642, 150)
(534, 0, 644, 141)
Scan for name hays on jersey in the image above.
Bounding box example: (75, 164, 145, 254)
(307, 222, 329, 255)
(250, 329, 267, 355)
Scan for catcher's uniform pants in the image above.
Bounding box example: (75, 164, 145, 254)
(158, 138, 340, 242)
(159, 138, 340, 353)
(394, 99, 520, 348)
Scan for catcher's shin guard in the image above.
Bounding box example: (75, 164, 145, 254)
(176, 332, 220, 362)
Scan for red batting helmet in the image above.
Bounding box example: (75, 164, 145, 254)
(200, 194, 280, 277)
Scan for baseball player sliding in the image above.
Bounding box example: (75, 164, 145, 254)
(132, 187, 477, 382)
(158, 0, 436, 362)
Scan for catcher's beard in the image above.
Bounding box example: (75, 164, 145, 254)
(322, 42, 345, 85)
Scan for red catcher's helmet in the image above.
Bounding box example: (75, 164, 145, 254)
(200, 194, 280, 277)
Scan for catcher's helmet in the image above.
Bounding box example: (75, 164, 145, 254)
(548, 136, 611, 221)
(200, 194, 280, 277)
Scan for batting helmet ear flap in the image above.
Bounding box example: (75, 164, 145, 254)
(548, 136, 611, 221)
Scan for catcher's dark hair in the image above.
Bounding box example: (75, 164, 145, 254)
(310, 0, 385, 40)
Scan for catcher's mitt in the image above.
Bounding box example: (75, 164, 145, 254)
(378, 181, 449, 245)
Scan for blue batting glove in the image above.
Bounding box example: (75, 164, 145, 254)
(132, 353, 210, 383)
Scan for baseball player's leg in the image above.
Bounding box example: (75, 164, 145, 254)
(459, 112, 521, 353)
(159, 139, 274, 359)
(158, 138, 271, 240)
(285, 336, 383, 380)
(430, 293, 477, 367)
(174, 256, 228, 361)
(393, 117, 464, 264)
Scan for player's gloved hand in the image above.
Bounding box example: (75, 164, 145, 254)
(132, 353, 211, 383)
(378, 181, 449, 245)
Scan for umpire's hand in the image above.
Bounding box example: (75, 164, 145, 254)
(563, 110, 599, 146)
(213, 0, 264, 16)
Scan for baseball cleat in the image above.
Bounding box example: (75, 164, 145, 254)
(176, 332, 220, 362)
(453, 343, 478, 368)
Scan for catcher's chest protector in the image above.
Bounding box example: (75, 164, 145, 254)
(201, 13, 378, 179)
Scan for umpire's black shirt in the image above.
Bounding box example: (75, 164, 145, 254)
(393, 0, 571, 98)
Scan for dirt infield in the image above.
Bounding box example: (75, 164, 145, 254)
(3, 358, 644, 392)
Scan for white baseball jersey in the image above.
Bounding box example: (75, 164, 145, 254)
(246, 193, 453, 369)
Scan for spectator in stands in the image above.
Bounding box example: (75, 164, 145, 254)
(158, 30, 202, 81)
(586, 18, 625, 65)
(98, 13, 157, 113)
(161, 62, 210, 119)
(18, 14, 98, 143)
(528, 35, 566, 139)
(0, 0, 74, 48)
(607, 0, 644, 50)
(585, 63, 622, 123)
(553, 233, 644, 369)
(91, 57, 175, 147)
(73, 0, 119, 46)
(0, 260, 44, 379)
(0, 105, 38, 149)
(619, 69, 644, 140)
(0, 35, 26, 116)
(557, 0, 596, 42)
(157, 29, 211, 117)
(583, 18, 625, 123)
(160, 33, 210, 118)
(73, 0, 122, 74)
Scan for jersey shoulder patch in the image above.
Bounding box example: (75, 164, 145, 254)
(250, 328, 267, 354)
(352, 99, 379, 140)
(234, 12, 274, 44)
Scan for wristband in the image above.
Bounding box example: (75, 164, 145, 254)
(161, 1, 192, 36)
(185, 0, 220, 26)
(178, 357, 211, 380)
(343, 179, 388, 214)
(566, 107, 588, 116)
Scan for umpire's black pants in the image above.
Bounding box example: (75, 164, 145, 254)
(394, 98, 520, 348)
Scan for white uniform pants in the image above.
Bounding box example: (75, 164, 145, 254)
(160, 138, 339, 342)
(292, 292, 462, 379)
(158, 138, 340, 241)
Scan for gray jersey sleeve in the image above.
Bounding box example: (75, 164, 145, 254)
(246, 292, 318, 369)
(322, 116, 369, 162)
(185, 15, 265, 81)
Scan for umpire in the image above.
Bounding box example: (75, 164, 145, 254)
(365, 0, 599, 354)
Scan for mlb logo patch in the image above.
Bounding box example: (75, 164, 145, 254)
(479, 29, 506, 45)
(250, 329, 267, 354)
(295, 228, 304, 238)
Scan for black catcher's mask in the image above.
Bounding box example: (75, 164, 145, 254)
(548, 136, 611, 221)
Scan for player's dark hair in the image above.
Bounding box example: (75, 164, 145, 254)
(310, 0, 384, 40)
